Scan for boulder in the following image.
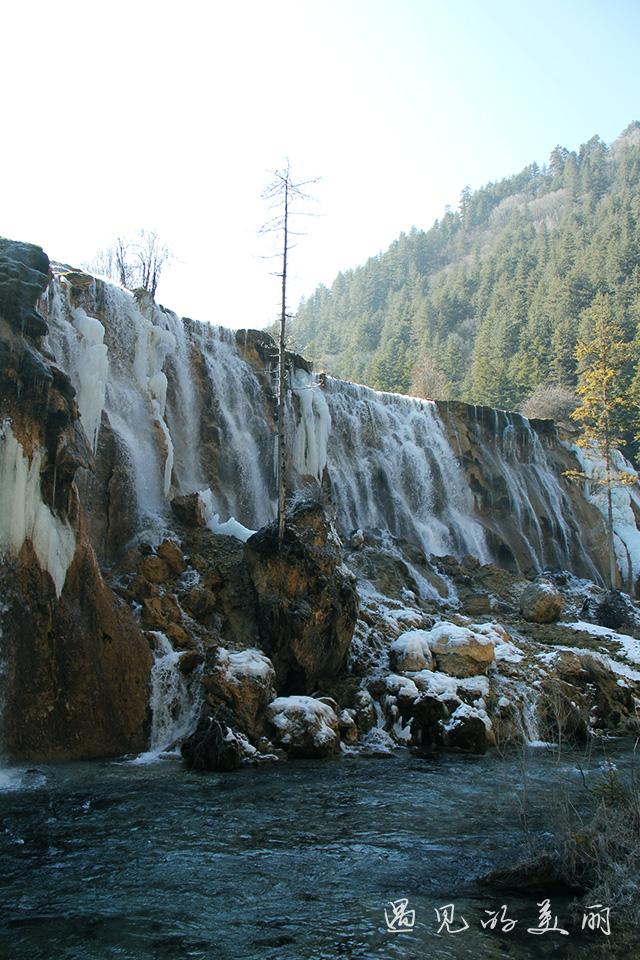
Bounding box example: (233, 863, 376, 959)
(408, 692, 450, 750)
(157, 539, 187, 575)
(592, 590, 640, 635)
(181, 707, 244, 771)
(266, 695, 340, 758)
(338, 708, 358, 744)
(426, 622, 496, 677)
(442, 703, 490, 754)
(353, 688, 377, 733)
(244, 500, 358, 692)
(519, 581, 563, 623)
(139, 555, 172, 584)
(141, 592, 181, 630)
(171, 492, 207, 527)
(202, 647, 276, 740)
(389, 630, 434, 672)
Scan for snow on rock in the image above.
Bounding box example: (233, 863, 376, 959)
(0, 422, 76, 597)
(424, 622, 496, 677)
(411, 669, 490, 701)
(389, 630, 434, 672)
(385, 673, 420, 700)
(266, 695, 340, 758)
(442, 702, 493, 753)
(206, 647, 276, 740)
(559, 619, 640, 664)
(221, 648, 276, 683)
(494, 641, 525, 664)
(444, 701, 492, 733)
(198, 488, 257, 542)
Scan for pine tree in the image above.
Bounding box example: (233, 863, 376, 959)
(565, 293, 637, 586)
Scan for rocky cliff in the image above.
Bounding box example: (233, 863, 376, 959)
(0, 240, 151, 759)
(1, 236, 640, 764)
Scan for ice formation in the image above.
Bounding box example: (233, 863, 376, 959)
(198, 488, 257, 542)
(70, 307, 109, 453)
(291, 368, 331, 482)
(0, 422, 75, 596)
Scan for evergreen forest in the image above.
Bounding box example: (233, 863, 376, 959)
(290, 123, 640, 414)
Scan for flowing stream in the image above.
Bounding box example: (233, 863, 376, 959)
(0, 740, 631, 959)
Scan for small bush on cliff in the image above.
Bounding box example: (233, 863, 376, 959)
(520, 383, 577, 425)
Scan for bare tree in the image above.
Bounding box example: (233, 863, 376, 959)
(410, 356, 451, 400)
(261, 163, 318, 547)
(83, 229, 171, 299)
(520, 384, 578, 426)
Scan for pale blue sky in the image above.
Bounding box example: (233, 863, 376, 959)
(2, 0, 639, 327)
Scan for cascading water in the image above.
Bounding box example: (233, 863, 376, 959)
(133, 631, 202, 763)
(461, 405, 604, 580)
(322, 377, 491, 560)
(42, 276, 277, 541)
(39, 271, 635, 584)
(190, 323, 276, 527)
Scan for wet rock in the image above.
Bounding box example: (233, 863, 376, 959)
(178, 650, 204, 675)
(353, 688, 377, 733)
(141, 593, 181, 630)
(0, 238, 50, 339)
(0, 540, 152, 760)
(442, 704, 489, 754)
(338, 708, 358, 744)
(156, 540, 187, 575)
(389, 630, 434, 672)
(171, 492, 207, 527)
(139, 555, 172, 584)
(519, 581, 563, 623)
(408, 693, 450, 750)
(183, 586, 216, 623)
(245, 501, 358, 692)
(165, 623, 196, 650)
(592, 590, 640, 635)
(553, 651, 636, 732)
(349, 529, 365, 549)
(427, 622, 496, 677)
(266, 695, 340, 758)
(181, 707, 244, 771)
(202, 647, 276, 740)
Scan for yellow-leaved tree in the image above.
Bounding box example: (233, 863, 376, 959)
(565, 292, 637, 588)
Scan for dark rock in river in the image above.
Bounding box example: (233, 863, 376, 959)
(181, 707, 244, 771)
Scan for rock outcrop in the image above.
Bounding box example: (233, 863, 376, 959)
(244, 500, 358, 692)
(0, 237, 152, 760)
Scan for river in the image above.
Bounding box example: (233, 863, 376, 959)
(0, 741, 630, 959)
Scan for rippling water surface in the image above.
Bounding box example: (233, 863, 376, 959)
(0, 743, 630, 959)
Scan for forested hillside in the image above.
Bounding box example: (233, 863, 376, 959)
(290, 123, 640, 411)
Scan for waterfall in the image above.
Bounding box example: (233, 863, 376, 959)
(39, 273, 637, 582)
(191, 323, 276, 528)
(132, 631, 202, 763)
(323, 378, 491, 560)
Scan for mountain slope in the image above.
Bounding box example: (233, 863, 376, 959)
(291, 123, 640, 410)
